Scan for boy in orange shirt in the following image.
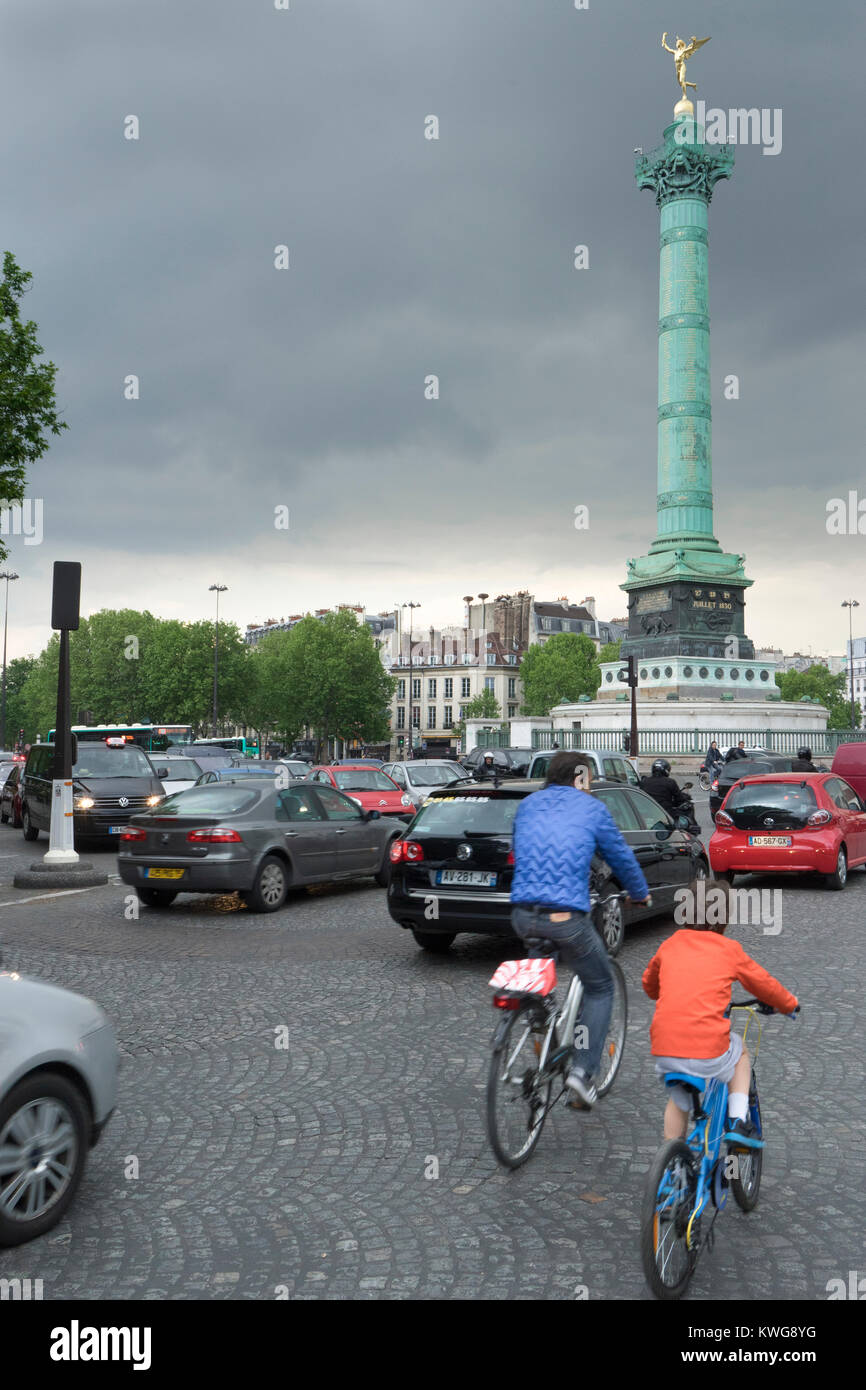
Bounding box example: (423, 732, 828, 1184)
(642, 881, 798, 1146)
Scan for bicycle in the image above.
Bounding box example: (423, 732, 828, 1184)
(640, 998, 799, 1300)
(697, 765, 712, 791)
(485, 892, 635, 1169)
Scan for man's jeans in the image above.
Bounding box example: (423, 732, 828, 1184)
(511, 904, 614, 1078)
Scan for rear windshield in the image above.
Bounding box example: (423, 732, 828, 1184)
(73, 747, 155, 778)
(149, 786, 262, 816)
(724, 781, 818, 830)
(410, 766, 465, 787)
(334, 770, 396, 791)
(158, 759, 202, 779)
(412, 792, 523, 834)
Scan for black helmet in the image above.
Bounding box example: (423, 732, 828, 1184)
(797, 747, 812, 761)
(651, 758, 671, 777)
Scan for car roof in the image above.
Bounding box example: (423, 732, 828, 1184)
(729, 771, 826, 785)
(422, 776, 624, 798)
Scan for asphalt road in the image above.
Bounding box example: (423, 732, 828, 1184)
(0, 795, 862, 1301)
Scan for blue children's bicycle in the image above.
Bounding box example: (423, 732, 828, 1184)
(640, 998, 798, 1300)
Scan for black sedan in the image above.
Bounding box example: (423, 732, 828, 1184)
(118, 781, 402, 912)
(386, 778, 709, 955)
(0, 764, 23, 828)
(709, 754, 796, 819)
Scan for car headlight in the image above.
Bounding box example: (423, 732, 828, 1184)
(74, 795, 95, 810)
(146, 794, 162, 806)
(400, 794, 412, 806)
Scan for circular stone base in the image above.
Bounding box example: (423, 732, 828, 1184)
(13, 861, 109, 890)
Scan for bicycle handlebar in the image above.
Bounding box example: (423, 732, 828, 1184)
(729, 999, 800, 1019)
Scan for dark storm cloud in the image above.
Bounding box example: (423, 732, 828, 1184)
(1, 0, 863, 651)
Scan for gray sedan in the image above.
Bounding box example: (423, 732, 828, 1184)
(0, 968, 118, 1246)
(118, 780, 402, 912)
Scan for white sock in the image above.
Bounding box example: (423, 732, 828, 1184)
(728, 1092, 748, 1123)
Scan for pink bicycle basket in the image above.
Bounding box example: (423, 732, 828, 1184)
(489, 957, 557, 996)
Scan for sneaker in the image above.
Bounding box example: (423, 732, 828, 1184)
(565, 1067, 597, 1107)
(724, 1118, 764, 1150)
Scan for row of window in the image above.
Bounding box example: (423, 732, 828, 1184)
(395, 677, 519, 700)
(395, 704, 520, 729)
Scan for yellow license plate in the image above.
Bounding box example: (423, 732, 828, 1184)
(145, 868, 184, 880)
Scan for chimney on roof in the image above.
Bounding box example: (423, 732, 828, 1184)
(582, 596, 596, 617)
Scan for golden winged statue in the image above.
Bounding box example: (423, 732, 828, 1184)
(661, 33, 711, 101)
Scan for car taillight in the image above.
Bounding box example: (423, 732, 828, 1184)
(404, 841, 424, 862)
(711, 779, 719, 791)
(807, 809, 832, 826)
(186, 827, 243, 843)
(714, 810, 734, 827)
(492, 994, 521, 1011)
(389, 839, 405, 863)
(506, 849, 515, 866)
(120, 827, 147, 841)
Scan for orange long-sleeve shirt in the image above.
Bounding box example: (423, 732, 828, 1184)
(642, 929, 798, 1059)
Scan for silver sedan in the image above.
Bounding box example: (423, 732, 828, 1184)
(0, 968, 118, 1246)
(381, 759, 472, 809)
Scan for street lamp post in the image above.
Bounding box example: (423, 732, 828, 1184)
(402, 602, 420, 760)
(209, 584, 228, 737)
(842, 599, 860, 730)
(0, 571, 19, 750)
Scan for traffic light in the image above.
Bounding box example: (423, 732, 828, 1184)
(397, 735, 404, 748)
(617, 656, 638, 688)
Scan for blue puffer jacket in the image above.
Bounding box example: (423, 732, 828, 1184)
(511, 785, 649, 913)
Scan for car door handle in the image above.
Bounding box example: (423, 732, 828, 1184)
(335, 829, 346, 835)
(284, 831, 299, 837)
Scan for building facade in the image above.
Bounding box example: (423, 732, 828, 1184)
(847, 637, 866, 722)
(387, 631, 524, 758)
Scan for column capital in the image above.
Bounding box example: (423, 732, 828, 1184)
(636, 120, 734, 208)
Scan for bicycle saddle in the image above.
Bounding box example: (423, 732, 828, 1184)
(663, 1072, 707, 1094)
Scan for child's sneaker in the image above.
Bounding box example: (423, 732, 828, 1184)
(724, 1118, 763, 1150)
(565, 1067, 597, 1107)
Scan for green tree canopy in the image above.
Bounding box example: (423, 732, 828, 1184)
(596, 640, 622, 665)
(520, 633, 600, 715)
(0, 252, 68, 550)
(775, 665, 860, 730)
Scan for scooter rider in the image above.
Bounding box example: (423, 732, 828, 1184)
(640, 759, 692, 822)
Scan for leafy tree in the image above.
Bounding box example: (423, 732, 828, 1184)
(0, 252, 68, 554)
(2, 654, 36, 745)
(775, 665, 860, 731)
(253, 612, 394, 759)
(597, 640, 622, 665)
(520, 633, 600, 715)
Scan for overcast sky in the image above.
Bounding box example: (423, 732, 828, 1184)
(2, 0, 863, 662)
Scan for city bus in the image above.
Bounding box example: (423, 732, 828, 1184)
(48, 723, 194, 752)
(193, 735, 259, 758)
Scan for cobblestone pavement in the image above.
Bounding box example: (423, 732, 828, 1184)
(0, 796, 863, 1301)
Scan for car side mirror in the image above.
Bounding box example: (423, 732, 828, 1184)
(654, 821, 674, 839)
(156, 767, 169, 778)
(365, 809, 381, 820)
(676, 814, 691, 829)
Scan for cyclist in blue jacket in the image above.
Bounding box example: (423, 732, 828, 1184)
(511, 751, 650, 1106)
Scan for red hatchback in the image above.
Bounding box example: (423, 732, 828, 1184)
(709, 772, 866, 890)
(306, 764, 415, 823)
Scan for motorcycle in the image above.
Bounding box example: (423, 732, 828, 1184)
(677, 781, 701, 837)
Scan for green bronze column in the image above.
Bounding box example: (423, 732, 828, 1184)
(638, 115, 733, 553)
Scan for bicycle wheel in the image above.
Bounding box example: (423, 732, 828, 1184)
(698, 771, 711, 791)
(640, 1140, 699, 1300)
(595, 959, 627, 1098)
(730, 1074, 763, 1211)
(486, 1000, 553, 1169)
